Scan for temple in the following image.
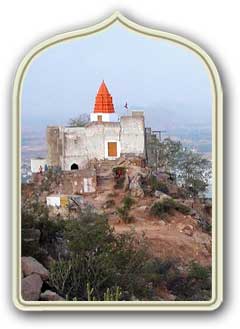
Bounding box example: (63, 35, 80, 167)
(32, 81, 146, 172)
(90, 81, 118, 123)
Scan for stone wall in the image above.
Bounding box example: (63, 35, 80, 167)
(46, 126, 62, 167)
(120, 115, 145, 156)
(62, 127, 89, 170)
(51, 169, 97, 195)
(32, 168, 97, 195)
(62, 122, 121, 170)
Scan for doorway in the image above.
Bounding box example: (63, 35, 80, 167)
(108, 142, 117, 157)
(71, 163, 79, 170)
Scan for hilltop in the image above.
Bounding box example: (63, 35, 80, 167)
(21, 156, 212, 302)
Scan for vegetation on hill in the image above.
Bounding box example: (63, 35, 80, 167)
(150, 198, 191, 219)
(117, 195, 135, 223)
(49, 210, 152, 301)
(21, 197, 212, 301)
(146, 137, 211, 198)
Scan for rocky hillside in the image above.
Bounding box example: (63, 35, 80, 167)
(21, 156, 212, 301)
(84, 158, 212, 266)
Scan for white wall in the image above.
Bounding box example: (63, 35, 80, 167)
(83, 177, 95, 193)
(90, 113, 118, 122)
(62, 116, 144, 168)
(62, 122, 122, 169)
(120, 115, 145, 156)
(62, 127, 89, 170)
(46, 196, 60, 207)
(30, 158, 47, 173)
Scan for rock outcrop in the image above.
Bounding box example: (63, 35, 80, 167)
(154, 190, 172, 202)
(22, 256, 49, 280)
(21, 257, 50, 301)
(129, 174, 144, 198)
(21, 273, 43, 301)
(40, 290, 65, 301)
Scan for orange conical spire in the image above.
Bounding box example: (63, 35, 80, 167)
(93, 81, 115, 113)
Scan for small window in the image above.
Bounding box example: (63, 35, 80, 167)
(97, 115, 102, 122)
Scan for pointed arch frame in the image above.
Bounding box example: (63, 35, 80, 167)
(12, 12, 223, 311)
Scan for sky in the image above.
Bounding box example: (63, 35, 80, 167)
(22, 22, 212, 132)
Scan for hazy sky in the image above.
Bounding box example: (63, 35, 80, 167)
(22, 22, 212, 131)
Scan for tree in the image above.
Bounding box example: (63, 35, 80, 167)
(146, 137, 211, 198)
(68, 113, 90, 127)
(146, 137, 182, 172)
(157, 138, 182, 172)
(178, 150, 211, 198)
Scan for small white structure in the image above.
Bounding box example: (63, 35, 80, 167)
(83, 177, 96, 193)
(90, 112, 118, 123)
(46, 195, 61, 207)
(31, 158, 47, 173)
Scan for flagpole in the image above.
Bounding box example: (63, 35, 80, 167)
(124, 102, 129, 116)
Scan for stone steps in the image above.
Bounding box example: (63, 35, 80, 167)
(95, 160, 118, 191)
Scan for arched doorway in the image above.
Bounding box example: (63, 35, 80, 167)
(71, 163, 79, 170)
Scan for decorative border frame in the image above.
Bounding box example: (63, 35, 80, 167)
(12, 11, 223, 311)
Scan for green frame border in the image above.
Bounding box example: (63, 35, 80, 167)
(12, 11, 223, 311)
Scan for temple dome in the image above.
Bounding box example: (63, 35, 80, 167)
(93, 81, 115, 113)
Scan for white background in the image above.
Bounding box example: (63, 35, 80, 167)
(0, 0, 237, 327)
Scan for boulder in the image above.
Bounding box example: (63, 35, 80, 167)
(154, 191, 171, 202)
(21, 273, 43, 301)
(123, 174, 130, 191)
(135, 217, 145, 222)
(182, 224, 194, 236)
(129, 174, 144, 198)
(159, 220, 166, 226)
(21, 256, 49, 280)
(136, 205, 149, 212)
(40, 290, 65, 301)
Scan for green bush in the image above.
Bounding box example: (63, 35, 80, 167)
(66, 284, 122, 302)
(144, 258, 175, 286)
(21, 197, 67, 261)
(166, 262, 212, 301)
(104, 199, 116, 208)
(48, 209, 151, 301)
(174, 202, 191, 215)
(117, 207, 133, 223)
(188, 261, 210, 280)
(122, 195, 135, 209)
(150, 199, 190, 218)
(86, 283, 122, 301)
(117, 195, 135, 223)
(197, 217, 212, 235)
(149, 175, 169, 194)
(150, 198, 176, 218)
